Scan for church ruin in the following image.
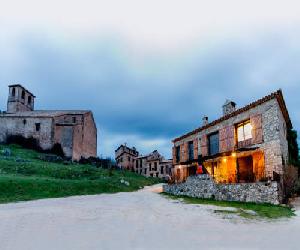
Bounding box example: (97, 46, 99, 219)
(0, 84, 97, 161)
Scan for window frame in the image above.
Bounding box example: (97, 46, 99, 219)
(208, 132, 219, 156)
(236, 120, 252, 143)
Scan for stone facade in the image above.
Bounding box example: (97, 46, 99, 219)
(136, 150, 173, 179)
(168, 90, 295, 203)
(115, 145, 173, 179)
(0, 85, 97, 161)
(163, 175, 282, 205)
(115, 144, 139, 171)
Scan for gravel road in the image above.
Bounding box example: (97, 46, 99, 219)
(0, 185, 299, 250)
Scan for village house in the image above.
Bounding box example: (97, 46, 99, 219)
(115, 144, 173, 179)
(0, 84, 97, 161)
(164, 89, 298, 204)
(115, 144, 139, 171)
(136, 150, 173, 179)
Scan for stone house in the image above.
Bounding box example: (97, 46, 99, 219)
(136, 150, 173, 179)
(0, 84, 97, 161)
(115, 144, 139, 171)
(115, 145, 173, 179)
(164, 90, 298, 204)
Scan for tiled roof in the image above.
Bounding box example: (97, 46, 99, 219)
(1, 110, 91, 118)
(173, 89, 292, 143)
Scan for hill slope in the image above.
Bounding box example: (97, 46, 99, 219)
(0, 144, 160, 203)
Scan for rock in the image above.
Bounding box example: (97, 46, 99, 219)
(39, 154, 63, 163)
(1, 148, 12, 157)
(15, 157, 29, 163)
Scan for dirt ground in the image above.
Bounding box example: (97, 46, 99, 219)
(0, 185, 299, 250)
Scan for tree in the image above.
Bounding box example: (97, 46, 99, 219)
(287, 129, 300, 167)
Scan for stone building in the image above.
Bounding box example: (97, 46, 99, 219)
(115, 144, 139, 171)
(164, 89, 298, 204)
(115, 145, 173, 179)
(136, 150, 173, 179)
(0, 84, 97, 161)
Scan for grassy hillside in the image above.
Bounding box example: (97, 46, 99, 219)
(0, 144, 160, 203)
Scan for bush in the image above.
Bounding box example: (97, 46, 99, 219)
(6, 135, 65, 158)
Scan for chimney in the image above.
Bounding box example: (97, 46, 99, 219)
(202, 116, 209, 126)
(223, 100, 236, 116)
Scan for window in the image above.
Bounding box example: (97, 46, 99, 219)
(72, 117, 76, 123)
(28, 96, 32, 105)
(154, 162, 157, 171)
(209, 132, 219, 156)
(21, 90, 25, 99)
(237, 121, 252, 142)
(128, 156, 131, 161)
(12, 88, 15, 97)
(175, 146, 180, 163)
(149, 163, 152, 171)
(23, 119, 27, 125)
(144, 168, 147, 174)
(35, 123, 41, 132)
(161, 166, 164, 174)
(188, 141, 194, 160)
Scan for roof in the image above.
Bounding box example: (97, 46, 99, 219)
(8, 84, 36, 97)
(0, 110, 91, 118)
(173, 89, 292, 143)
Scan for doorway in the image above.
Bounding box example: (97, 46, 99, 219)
(237, 156, 254, 183)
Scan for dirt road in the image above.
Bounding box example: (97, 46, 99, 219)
(0, 185, 299, 250)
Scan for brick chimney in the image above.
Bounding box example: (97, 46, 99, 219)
(222, 100, 236, 116)
(202, 116, 209, 126)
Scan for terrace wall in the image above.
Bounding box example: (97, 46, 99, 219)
(163, 175, 283, 205)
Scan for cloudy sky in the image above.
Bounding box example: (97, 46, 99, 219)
(1, 0, 300, 158)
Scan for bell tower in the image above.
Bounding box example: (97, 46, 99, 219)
(7, 84, 35, 113)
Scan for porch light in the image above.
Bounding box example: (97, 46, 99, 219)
(231, 152, 237, 157)
(223, 158, 227, 163)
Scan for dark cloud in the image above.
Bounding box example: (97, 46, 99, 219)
(0, 32, 299, 157)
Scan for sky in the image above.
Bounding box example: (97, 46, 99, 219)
(0, 0, 300, 158)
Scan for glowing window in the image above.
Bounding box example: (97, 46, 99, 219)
(237, 121, 252, 142)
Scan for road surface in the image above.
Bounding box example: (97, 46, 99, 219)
(0, 185, 299, 250)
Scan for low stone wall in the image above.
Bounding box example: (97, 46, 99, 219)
(163, 175, 282, 205)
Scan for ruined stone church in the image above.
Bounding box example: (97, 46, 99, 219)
(0, 84, 97, 160)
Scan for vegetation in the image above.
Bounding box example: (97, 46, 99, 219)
(287, 129, 300, 167)
(0, 144, 160, 204)
(162, 193, 295, 219)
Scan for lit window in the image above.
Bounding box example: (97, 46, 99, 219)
(237, 121, 252, 142)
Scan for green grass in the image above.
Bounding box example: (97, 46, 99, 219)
(162, 193, 295, 219)
(0, 144, 160, 203)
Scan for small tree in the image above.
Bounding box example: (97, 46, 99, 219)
(287, 129, 300, 167)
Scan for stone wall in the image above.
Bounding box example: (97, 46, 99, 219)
(163, 175, 282, 205)
(0, 116, 54, 150)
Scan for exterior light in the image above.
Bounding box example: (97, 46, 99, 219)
(223, 158, 227, 163)
(231, 153, 237, 157)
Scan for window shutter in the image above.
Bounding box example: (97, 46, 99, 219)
(219, 126, 235, 152)
(226, 125, 235, 151)
(172, 146, 176, 165)
(184, 143, 189, 161)
(251, 114, 263, 144)
(219, 127, 227, 153)
(193, 139, 198, 160)
(201, 135, 208, 157)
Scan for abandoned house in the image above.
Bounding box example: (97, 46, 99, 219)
(0, 84, 97, 161)
(136, 150, 173, 179)
(115, 144, 139, 171)
(164, 89, 298, 204)
(115, 144, 173, 179)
